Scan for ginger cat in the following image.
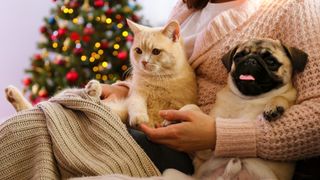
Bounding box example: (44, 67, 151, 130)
(5, 20, 197, 128)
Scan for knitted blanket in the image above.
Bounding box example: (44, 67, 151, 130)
(0, 88, 160, 179)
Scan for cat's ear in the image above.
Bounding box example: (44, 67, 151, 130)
(126, 19, 143, 34)
(162, 20, 180, 42)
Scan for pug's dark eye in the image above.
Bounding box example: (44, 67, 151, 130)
(135, 47, 142, 54)
(233, 51, 246, 62)
(265, 57, 281, 70)
(152, 48, 161, 55)
(265, 57, 276, 65)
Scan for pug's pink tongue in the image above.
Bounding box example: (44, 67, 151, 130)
(240, 74, 255, 81)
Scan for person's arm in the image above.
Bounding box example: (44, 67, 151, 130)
(100, 81, 131, 102)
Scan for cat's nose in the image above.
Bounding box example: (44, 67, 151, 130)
(142, 60, 148, 66)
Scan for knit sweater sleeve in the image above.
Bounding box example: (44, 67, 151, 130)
(214, 0, 320, 161)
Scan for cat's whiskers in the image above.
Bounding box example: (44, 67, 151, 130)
(122, 66, 133, 80)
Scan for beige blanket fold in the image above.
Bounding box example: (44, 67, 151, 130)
(0, 89, 160, 180)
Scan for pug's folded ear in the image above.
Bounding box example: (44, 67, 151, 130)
(282, 44, 308, 73)
(221, 45, 238, 72)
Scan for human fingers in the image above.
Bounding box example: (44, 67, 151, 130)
(139, 124, 176, 139)
(100, 84, 112, 99)
(159, 110, 192, 122)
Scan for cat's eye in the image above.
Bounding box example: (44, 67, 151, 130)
(152, 48, 161, 55)
(135, 47, 142, 54)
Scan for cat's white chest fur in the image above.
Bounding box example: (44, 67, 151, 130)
(128, 71, 197, 127)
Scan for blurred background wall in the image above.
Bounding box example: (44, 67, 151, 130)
(0, 0, 177, 122)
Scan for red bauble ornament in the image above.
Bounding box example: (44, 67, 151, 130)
(126, 35, 134, 42)
(94, 0, 104, 8)
(58, 28, 67, 36)
(115, 14, 123, 22)
(32, 96, 47, 105)
(117, 51, 128, 60)
(73, 47, 84, 55)
(51, 34, 58, 41)
(34, 54, 42, 61)
(70, 32, 80, 41)
(38, 89, 48, 98)
(54, 58, 66, 66)
(82, 35, 91, 43)
(69, 0, 80, 8)
(40, 26, 47, 33)
(84, 26, 94, 35)
(23, 77, 32, 86)
(132, 14, 140, 22)
(66, 70, 79, 83)
(100, 40, 109, 49)
(105, 8, 113, 15)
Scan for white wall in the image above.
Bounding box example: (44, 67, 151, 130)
(0, 0, 177, 123)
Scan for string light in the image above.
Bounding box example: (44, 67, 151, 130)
(95, 42, 101, 48)
(98, 49, 104, 55)
(102, 62, 108, 68)
(108, 74, 114, 79)
(112, 51, 118, 56)
(121, 65, 128, 71)
(93, 66, 99, 72)
(81, 55, 87, 61)
(62, 6, 74, 14)
(62, 46, 68, 51)
(95, 17, 101, 22)
(63, 7, 69, 14)
(117, 23, 123, 29)
(52, 42, 58, 48)
(102, 75, 108, 81)
(115, 37, 121, 42)
(106, 18, 112, 24)
(96, 74, 101, 79)
(72, 18, 78, 24)
(113, 44, 120, 49)
(94, 54, 100, 59)
(122, 31, 129, 37)
(89, 57, 95, 62)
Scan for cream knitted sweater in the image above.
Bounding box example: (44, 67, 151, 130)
(169, 0, 320, 160)
(0, 89, 160, 179)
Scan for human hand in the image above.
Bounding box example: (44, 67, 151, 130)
(140, 109, 216, 152)
(100, 84, 129, 102)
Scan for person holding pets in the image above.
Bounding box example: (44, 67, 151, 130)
(1, 0, 319, 179)
(100, 0, 320, 179)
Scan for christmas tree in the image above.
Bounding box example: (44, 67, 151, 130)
(23, 0, 142, 104)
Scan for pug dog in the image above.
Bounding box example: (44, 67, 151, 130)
(187, 38, 308, 180)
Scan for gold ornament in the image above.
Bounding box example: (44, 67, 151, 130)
(81, 0, 90, 12)
(32, 84, 39, 94)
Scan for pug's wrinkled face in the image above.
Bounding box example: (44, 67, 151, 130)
(222, 38, 308, 96)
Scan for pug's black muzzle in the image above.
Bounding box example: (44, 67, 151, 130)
(231, 54, 283, 96)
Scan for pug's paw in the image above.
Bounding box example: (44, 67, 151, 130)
(263, 105, 285, 121)
(85, 80, 102, 98)
(129, 113, 149, 127)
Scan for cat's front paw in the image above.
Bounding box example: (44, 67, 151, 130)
(129, 113, 149, 127)
(85, 80, 102, 98)
(5, 85, 32, 111)
(263, 105, 285, 121)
